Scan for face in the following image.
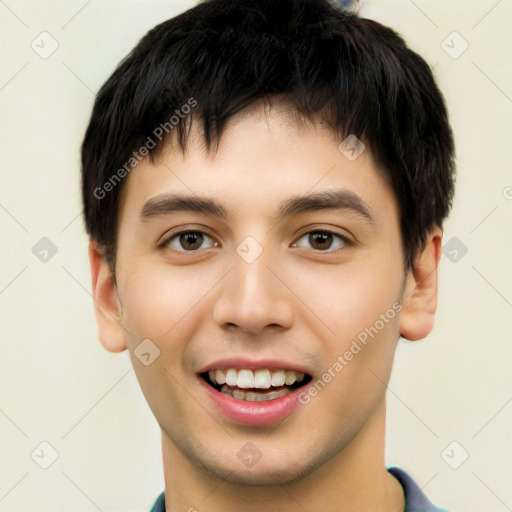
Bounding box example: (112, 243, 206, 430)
(111, 104, 408, 485)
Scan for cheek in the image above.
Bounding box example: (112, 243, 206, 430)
(303, 307, 400, 436)
(315, 267, 403, 413)
(118, 260, 218, 348)
(289, 255, 403, 347)
(116, 261, 212, 427)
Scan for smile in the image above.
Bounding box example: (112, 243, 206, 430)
(202, 368, 311, 402)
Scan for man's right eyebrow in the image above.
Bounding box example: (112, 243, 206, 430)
(140, 194, 229, 221)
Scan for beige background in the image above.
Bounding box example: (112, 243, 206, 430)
(0, 1, 510, 511)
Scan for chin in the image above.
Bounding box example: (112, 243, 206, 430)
(200, 453, 325, 486)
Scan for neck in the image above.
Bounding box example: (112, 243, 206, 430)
(161, 398, 404, 512)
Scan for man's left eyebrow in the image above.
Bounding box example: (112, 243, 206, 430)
(278, 189, 376, 223)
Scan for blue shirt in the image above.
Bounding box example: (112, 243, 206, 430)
(150, 466, 449, 511)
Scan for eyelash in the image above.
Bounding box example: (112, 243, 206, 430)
(160, 228, 351, 254)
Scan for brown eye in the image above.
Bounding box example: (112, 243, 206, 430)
(293, 230, 347, 252)
(164, 231, 216, 252)
(309, 232, 333, 250)
(179, 232, 203, 250)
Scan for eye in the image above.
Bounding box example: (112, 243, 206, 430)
(163, 230, 218, 252)
(292, 230, 348, 252)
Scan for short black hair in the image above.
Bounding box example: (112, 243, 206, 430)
(81, 0, 455, 270)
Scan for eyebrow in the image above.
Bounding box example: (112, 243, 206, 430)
(140, 189, 376, 224)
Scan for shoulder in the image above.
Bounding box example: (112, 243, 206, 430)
(388, 466, 450, 512)
(149, 491, 166, 512)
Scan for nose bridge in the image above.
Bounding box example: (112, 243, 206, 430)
(212, 236, 294, 333)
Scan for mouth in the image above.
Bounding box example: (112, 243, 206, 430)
(200, 368, 312, 402)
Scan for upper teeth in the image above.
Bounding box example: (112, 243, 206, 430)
(208, 368, 305, 389)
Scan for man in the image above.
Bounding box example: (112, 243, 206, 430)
(81, 0, 455, 510)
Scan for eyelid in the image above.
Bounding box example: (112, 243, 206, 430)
(157, 225, 219, 255)
(158, 224, 217, 247)
(291, 228, 352, 251)
(293, 224, 355, 243)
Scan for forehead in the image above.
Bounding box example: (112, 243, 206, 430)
(117, 102, 397, 226)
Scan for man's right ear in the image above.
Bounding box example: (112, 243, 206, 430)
(88, 241, 127, 353)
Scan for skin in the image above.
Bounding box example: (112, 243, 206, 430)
(89, 101, 442, 512)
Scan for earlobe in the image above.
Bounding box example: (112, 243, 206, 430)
(88, 241, 127, 353)
(399, 227, 443, 341)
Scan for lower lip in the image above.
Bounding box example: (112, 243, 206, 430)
(200, 378, 306, 426)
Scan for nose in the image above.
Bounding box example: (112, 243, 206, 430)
(212, 245, 295, 335)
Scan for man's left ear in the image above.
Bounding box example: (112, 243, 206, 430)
(399, 226, 443, 341)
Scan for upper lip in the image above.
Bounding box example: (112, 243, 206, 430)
(197, 357, 312, 376)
